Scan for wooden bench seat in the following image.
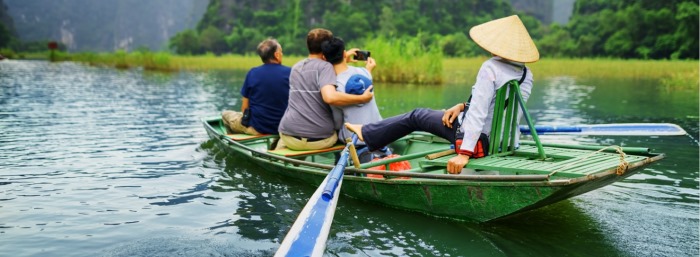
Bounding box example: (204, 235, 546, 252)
(226, 133, 276, 141)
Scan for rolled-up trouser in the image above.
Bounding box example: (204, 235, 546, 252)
(361, 108, 457, 151)
(222, 110, 260, 135)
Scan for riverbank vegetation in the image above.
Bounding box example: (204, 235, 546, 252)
(363, 36, 443, 84)
(54, 50, 696, 88)
(169, 0, 697, 60)
(444, 58, 698, 88)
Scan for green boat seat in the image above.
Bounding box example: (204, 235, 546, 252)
(268, 144, 345, 157)
(488, 79, 546, 159)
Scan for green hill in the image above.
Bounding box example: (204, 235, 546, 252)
(172, 0, 698, 60)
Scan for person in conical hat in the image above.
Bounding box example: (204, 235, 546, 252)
(344, 15, 539, 174)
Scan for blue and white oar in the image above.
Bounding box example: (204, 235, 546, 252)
(275, 135, 359, 257)
(520, 123, 687, 136)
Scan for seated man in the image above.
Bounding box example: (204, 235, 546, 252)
(222, 38, 291, 135)
(276, 29, 373, 150)
(345, 15, 539, 174)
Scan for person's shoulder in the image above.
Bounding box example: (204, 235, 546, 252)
(337, 66, 362, 82)
(347, 66, 364, 73)
(264, 63, 292, 73)
(247, 65, 267, 77)
(482, 57, 500, 67)
(355, 66, 371, 79)
(278, 65, 292, 75)
(308, 58, 332, 69)
(248, 64, 264, 72)
(341, 66, 366, 77)
(479, 58, 504, 73)
(291, 59, 307, 69)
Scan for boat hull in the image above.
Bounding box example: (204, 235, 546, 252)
(203, 118, 662, 222)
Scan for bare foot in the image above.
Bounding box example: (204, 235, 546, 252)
(344, 123, 365, 142)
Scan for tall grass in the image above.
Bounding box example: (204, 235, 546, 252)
(0, 48, 17, 59)
(169, 54, 303, 70)
(37, 49, 697, 87)
(69, 50, 175, 71)
(363, 37, 444, 84)
(443, 57, 699, 87)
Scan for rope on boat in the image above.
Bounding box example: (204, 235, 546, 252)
(548, 145, 629, 177)
(614, 147, 629, 175)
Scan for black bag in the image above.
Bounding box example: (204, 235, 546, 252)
(241, 108, 251, 127)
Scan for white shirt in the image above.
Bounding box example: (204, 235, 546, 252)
(458, 57, 533, 153)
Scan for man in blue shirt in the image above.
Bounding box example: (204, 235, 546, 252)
(222, 38, 291, 135)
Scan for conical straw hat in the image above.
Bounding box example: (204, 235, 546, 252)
(469, 15, 539, 63)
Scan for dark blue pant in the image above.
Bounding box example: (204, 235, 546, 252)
(362, 108, 457, 151)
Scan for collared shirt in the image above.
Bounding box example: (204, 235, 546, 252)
(240, 63, 291, 134)
(458, 57, 533, 152)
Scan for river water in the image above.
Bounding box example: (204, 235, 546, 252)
(1, 60, 698, 257)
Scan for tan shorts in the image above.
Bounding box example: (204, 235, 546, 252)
(276, 133, 338, 150)
(222, 110, 260, 135)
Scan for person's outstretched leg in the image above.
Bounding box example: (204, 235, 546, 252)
(347, 108, 456, 151)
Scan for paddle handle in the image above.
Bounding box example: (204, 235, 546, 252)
(322, 150, 348, 201)
(348, 144, 361, 168)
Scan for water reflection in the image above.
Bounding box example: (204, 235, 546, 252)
(220, 154, 295, 242)
(529, 76, 593, 125)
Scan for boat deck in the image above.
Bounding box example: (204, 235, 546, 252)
(207, 119, 654, 181)
(420, 144, 647, 178)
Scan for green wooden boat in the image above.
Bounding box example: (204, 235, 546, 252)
(202, 81, 664, 222)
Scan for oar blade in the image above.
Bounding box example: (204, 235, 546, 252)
(520, 123, 687, 136)
(275, 167, 344, 257)
(276, 137, 356, 257)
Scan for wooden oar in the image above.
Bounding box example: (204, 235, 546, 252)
(275, 135, 358, 257)
(520, 123, 687, 136)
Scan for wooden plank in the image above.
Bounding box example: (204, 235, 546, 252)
(227, 133, 276, 141)
(566, 154, 648, 175)
(417, 144, 649, 178)
(547, 152, 617, 170)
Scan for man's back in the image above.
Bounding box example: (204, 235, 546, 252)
(241, 63, 291, 134)
(278, 58, 337, 138)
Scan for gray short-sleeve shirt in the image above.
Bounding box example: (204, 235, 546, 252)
(278, 58, 338, 138)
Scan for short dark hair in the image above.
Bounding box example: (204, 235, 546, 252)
(257, 38, 279, 63)
(321, 37, 345, 65)
(307, 28, 333, 54)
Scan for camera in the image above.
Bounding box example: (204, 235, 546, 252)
(353, 50, 371, 61)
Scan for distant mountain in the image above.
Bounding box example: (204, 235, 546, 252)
(0, 0, 16, 36)
(510, 0, 575, 24)
(0, 0, 16, 48)
(5, 0, 208, 52)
